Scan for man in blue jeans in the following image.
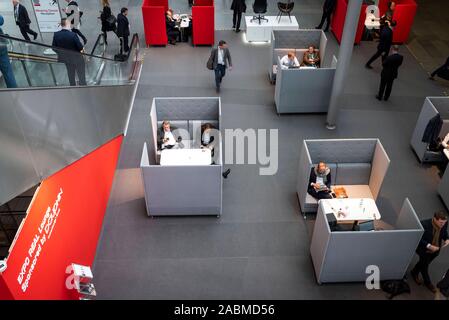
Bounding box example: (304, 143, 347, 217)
(0, 15, 18, 88)
(208, 40, 232, 93)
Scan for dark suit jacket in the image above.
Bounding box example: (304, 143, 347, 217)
(165, 16, 177, 33)
(378, 26, 393, 52)
(323, 0, 337, 13)
(307, 168, 332, 193)
(52, 29, 83, 63)
(116, 13, 130, 37)
(416, 219, 448, 256)
(14, 4, 31, 27)
(381, 53, 403, 80)
(231, 0, 246, 12)
(422, 114, 443, 144)
(209, 47, 232, 69)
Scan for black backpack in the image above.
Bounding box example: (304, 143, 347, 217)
(380, 278, 411, 299)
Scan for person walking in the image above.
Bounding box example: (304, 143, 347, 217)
(100, 0, 116, 45)
(366, 20, 395, 69)
(376, 45, 403, 101)
(208, 40, 232, 93)
(0, 15, 18, 88)
(64, 0, 87, 45)
(52, 18, 86, 86)
(315, 0, 337, 32)
(429, 56, 449, 81)
(117, 7, 130, 54)
(12, 0, 38, 41)
(411, 211, 449, 293)
(231, 0, 246, 33)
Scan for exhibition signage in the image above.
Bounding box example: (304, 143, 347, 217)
(0, 135, 123, 300)
(31, 0, 62, 33)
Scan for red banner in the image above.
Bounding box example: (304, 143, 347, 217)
(0, 135, 123, 300)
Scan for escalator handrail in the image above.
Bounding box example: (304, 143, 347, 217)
(0, 33, 116, 62)
(8, 52, 58, 63)
(90, 33, 106, 57)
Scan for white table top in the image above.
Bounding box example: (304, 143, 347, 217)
(320, 198, 381, 222)
(160, 148, 211, 166)
(245, 15, 299, 28)
(173, 14, 190, 28)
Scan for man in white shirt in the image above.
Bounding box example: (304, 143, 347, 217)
(158, 120, 177, 150)
(280, 52, 300, 69)
(208, 40, 232, 93)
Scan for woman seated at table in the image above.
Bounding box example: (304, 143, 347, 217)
(166, 9, 180, 45)
(280, 52, 300, 69)
(302, 45, 320, 67)
(200, 123, 217, 155)
(308, 162, 333, 200)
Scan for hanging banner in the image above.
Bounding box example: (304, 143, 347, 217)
(31, 0, 62, 33)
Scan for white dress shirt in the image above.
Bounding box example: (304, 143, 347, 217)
(217, 48, 225, 65)
(280, 55, 300, 69)
(163, 131, 176, 147)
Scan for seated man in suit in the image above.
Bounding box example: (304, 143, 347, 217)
(280, 51, 300, 69)
(302, 45, 320, 67)
(157, 120, 178, 150)
(165, 9, 180, 45)
(308, 161, 333, 200)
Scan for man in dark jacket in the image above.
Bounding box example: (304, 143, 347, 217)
(52, 18, 86, 86)
(376, 45, 403, 101)
(411, 211, 449, 293)
(209, 40, 232, 93)
(231, 0, 246, 33)
(429, 56, 449, 81)
(366, 20, 395, 69)
(13, 0, 38, 41)
(0, 14, 18, 88)
(315, 0, 337, 32)
(117, 7, 130, 54)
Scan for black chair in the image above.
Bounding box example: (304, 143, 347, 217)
(276, 1, 294, 23)
(251, 0, 268, 25)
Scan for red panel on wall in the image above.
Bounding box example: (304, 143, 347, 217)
(331, 0, 367, 45)
(192, 5, 215, 46)
(0, 135, 123, 300)
(142, 0, 169, 46)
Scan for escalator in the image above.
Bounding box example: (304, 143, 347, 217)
(0, 32, 143, 207)
(0, 32, 140, 88)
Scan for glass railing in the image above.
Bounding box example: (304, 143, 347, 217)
(0, 33, 140, 89)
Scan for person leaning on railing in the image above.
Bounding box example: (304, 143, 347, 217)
(0, 15, 18, 88)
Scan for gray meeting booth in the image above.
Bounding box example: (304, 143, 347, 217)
(410, 97, 449, 163)
(296, 139, 390, 214)
(269, 30, 337, 114)
(140, 97, 223, 217)
(310, 198, 424, 284)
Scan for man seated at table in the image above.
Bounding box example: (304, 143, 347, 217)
(157, 120, 178, 150)
(308, 161, 333, 200)
(302, 45, 320, 67)
(280, 52, 300, 69)
(166, 9, 180, 45)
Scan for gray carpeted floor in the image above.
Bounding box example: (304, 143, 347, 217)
(84, 1, 449, 300)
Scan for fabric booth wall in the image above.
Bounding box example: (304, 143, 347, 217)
(378, 0, 417, 43)
(142, 0, 169, 46)
(331, 0, 367, 45)
(192, 0, 215, 46)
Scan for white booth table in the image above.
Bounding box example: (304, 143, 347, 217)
(245, 16, 299, 42)
(160, 148, 211, 166)
(320, 198, 381, 222)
